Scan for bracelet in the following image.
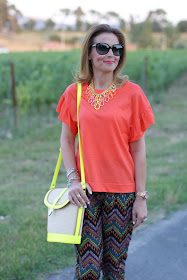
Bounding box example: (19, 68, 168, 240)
(66, 168, 78, 178)
(136, 191, 149, 199)
(67, 176, 80, 187)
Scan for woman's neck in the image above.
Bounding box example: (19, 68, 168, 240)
(93, 73, 114, 90)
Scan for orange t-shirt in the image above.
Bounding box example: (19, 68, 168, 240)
(56, 81, 155, 193)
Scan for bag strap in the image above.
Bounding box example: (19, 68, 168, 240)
(77, 83, 86, 189)
(50, 83, 85, 190)
(50, 148, 62, 189)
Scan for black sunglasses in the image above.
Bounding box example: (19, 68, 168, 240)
(91, 42, 124, 56)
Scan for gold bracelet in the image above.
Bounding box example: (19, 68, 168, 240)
(136, 191, 149, 199)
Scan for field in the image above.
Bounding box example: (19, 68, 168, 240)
(1, 31, 187, 52)
(0, 31, 85, 52)
(1, 49, 187, 114)
(0, 49, 187, 279)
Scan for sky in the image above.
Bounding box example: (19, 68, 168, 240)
(9, 0, 186, 25)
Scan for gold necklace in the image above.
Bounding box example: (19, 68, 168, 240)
(85, 80, 116, 110)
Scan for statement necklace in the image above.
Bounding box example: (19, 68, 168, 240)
(85, 80, 116, 110)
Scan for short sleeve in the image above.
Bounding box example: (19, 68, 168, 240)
(56, 83, 78, 135)
(129, 85, 155, 142)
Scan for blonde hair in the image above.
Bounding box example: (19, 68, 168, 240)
(75, 24, 128, 86)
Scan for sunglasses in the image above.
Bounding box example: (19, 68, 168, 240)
(91, 42, 124, 56)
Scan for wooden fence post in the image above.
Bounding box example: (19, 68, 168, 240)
(10, 61, 18, 128)
(144, 56, 149, 93)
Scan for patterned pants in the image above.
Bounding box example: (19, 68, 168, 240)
(74, 192, 135, 280)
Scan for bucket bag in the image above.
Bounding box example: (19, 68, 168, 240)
(44, 83, 86, 244)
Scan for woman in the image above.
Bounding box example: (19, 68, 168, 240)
(56, 24, 155, 280)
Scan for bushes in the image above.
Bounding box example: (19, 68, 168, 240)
(48, 34, 61, 42)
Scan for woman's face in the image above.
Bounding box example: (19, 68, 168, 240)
(89, 32, 120, 76)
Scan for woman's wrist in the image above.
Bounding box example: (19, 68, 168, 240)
(66, 167, 80, 187)
(135, 191, 149, 200)
(66, 168, 79, 178)
(67, 176, 80, 187)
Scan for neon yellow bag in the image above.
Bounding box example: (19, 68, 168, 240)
(44, 83, 86, 244)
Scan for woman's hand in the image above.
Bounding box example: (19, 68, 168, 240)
(132, 197, 147, 229)
(68, 180, 92, 208)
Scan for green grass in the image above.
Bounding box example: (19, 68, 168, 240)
(145, 74, 187, 219)
(0, 74, 187, 279)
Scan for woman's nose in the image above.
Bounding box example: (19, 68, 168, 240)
(107, 48, 113, 56)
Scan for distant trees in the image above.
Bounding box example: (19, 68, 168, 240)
(45, 19, 55, 30)
(146, 9, 168, 32)
(74, 6, 84, 31)
(84, 10, 101, 30)
(0, 0, 6, 29)
(24, 19, 35, 31)
(130, 9, 183, 49)
(164, 24, 179, 48)
(0, 0, 8, 31)
(0, 3, 186, 49)
(130, 21, 153, 48)
(60, 8, 71, 29)
(0, 0, 21, 32)
(177, 21, 187, 32)
(60, 8, 71, 17)
(57, 7, 125, 32)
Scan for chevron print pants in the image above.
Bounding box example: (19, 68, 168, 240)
(74, 192, 135, 280)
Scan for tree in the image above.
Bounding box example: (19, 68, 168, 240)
(119, 18, 126, 32)
(0, 1, 21, 32)
(138, 21, 153, 48)
(106, 11, 119, 20)
(130, 21, 153, 48)
(129, 15, 135, 26)
(177, 21, 187, 32)
(164, 23, 179, 48)
(105, 11, 121, 27)
(45, 18, 55, 30)
(60, 8, 71, 16)
(7, 4, 22, 32)
(74, 6, 84, 31)
(146, 9, 168, 32)
(0, 0, 8, 31)
(89, 9, 101, 19)
(86, 9, 101, 28)
(60, 8, 71, 29)
(25, 19, 36, 31)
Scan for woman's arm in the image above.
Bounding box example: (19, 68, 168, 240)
(61, 123, 77, 171)
(129, 134, 148, 228)
(61, 123, 92, 207)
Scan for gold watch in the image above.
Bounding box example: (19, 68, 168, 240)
(136, 191, 149, 199)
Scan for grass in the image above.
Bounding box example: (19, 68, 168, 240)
(0, 74, 187, 279)
(146, 74, 187, 220)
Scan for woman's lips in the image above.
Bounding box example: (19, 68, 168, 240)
(104, 61, 114, 64)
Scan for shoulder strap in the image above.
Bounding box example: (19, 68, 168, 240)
(50, 147, 62, 190)
(77, 83, 86, 189)
(50, 83, 85, 190)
